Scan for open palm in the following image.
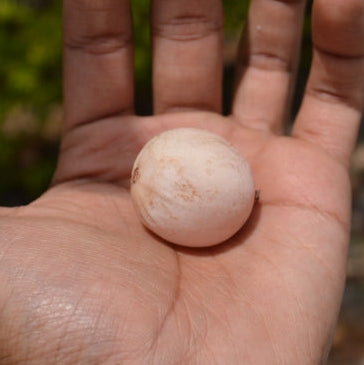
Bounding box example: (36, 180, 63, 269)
(1, 0, 363, 364)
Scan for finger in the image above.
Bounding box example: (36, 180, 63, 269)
(292, 0, 364, 167)
(63, 0, 134, 132)
(151, 0, 223, 114)
(232, 0, 307, 133)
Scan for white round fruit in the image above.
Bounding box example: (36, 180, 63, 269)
(130, 128, 255, 247)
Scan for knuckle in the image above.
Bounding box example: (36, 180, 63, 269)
(64, 31, 132, 55)
(152, 14, 222, 42)
(248, 52, 292, 72)
(64, 0, 132, 55)
(307, 84, 363, 111)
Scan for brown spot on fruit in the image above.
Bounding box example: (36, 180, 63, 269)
(132, 167, 140, 184)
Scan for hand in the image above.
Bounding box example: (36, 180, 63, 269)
(1, 0, 363, 363)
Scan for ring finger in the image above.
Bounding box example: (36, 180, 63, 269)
(232, 0, 307, 133)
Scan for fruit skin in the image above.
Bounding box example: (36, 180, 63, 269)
(130, 128, 255, 247)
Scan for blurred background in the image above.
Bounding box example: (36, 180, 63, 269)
(0, 0, 363, 363)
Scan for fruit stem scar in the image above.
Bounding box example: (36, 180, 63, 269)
(132, 167, 140, 184)
(255, 190, 260, 202)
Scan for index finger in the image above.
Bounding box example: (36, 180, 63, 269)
(63, 0, 134, 132)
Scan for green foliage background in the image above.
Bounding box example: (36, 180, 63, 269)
(0, 0, 312, 205)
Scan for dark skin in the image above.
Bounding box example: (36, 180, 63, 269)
(1, 0, 364, 363)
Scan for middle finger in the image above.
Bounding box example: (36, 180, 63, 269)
(152, 0, 224, 114)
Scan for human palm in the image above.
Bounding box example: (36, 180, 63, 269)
(1, 0, 364, 364)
